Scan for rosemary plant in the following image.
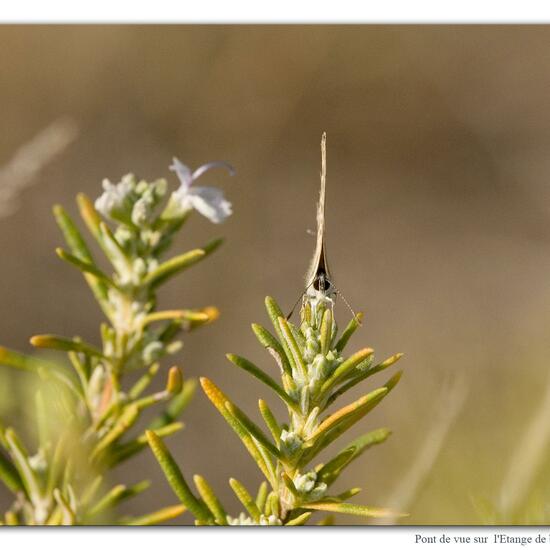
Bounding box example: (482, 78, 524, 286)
(147, 135, 404, 525)
(0, 158, 234, 525)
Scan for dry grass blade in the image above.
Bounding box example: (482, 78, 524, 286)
(0, 117, 78, 217)
(374, 376, 468, 524)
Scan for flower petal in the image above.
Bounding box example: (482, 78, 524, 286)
(192, 161, 235, 181)
(187, 186, 233, 224)
(169, 157, 193, 190)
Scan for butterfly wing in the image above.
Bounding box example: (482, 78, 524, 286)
(306, 132, 332, 290)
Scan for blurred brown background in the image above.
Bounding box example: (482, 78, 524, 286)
(1, 25, 550, 524)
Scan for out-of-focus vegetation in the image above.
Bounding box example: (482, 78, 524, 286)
(1, 25, 550, 524)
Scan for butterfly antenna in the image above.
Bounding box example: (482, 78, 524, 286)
(286, 279, 317, 320)
(331, 282, 362, 325)
(286, 292, 305, 320)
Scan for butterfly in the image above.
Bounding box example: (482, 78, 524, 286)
(287, 133, 358, 322)
(305, 131, 335, 299)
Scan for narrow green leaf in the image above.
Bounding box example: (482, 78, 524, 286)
(309, 388, 388, 443)
(46, 430, 68, 496)
(264, 297, 297, 373)
(281, 473, 300, 500)
(264, 296, 286, 331)
(225, 402, 281, 459)
(285, 512, 312, 525)
(255, 481, 269, 513)
(201, 237, 224, 256)
(98, 221, 132, 273)
(194, 475, 227, 525)
(91, 405, 139, 461)
(53, 489, 76, 525)
(277, 317, 307, 378)
(266, 492, 280, 517)
(68, 351, 89, 391)
(226, 354, 297, 411)
(30, 334, 104, 358)
(55, 248, 116, 288)
(318, 428, 391, 486)
(320, 348, 374, 395)
(258, 399, 282, 443)
(108, 422, 184, 467)
(146, 431, 212, 522)
(0, 346, 55, 373)
(335, 313, 364, 352)
(148, 379, 197, 430)
(336, 488, 361, 501)
(129, 363, 160, 399)
(166, 366, 183, 395)
(142, 249, 206, 288)
(88, 480, 150, 517)
(229, 478, 261, 522)
(200, 378, 274, 484)
(320, 308, 333, 356)
(76, 193, 102, 241)
(0, 450, 23, 494)
(327, 353, 403, 406)
(58, 197, 112, 315)
(80, 476, 104, 511)
(5, 429, 42, 502)
(53, 204, 93, 262)
(125, 504, 186, 526)
(303, 501, 405, 519)
(251, 323, 291, 375)
(142, 310, 210, 328)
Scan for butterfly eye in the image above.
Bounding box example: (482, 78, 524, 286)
(314, 271, 332, 293)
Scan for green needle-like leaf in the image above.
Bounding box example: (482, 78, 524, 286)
(125, 504, 186, 526)
(319, 308, 333, 356)
(53, 489, 76, 525)
(88, 481, 150, 518)
(258, 399, 282, 443)
(5, 429, 42, 503)
(53, 204, 94, 263)
(335, 312, 364, 352)
(251, 323, 291, 375)
(91, 405, 139, 461)
(277, 317, 307, 378)
(229, 478, 261, 522)
(320, 348, 374, 395)
(326, 353, 403, 406)
(318, 428, 391, 486)
(30, 334, 104, 358)
(309, 388, 388, 444)
(200, 378, 275, 484)
(224, 402, 281, 459)
(0, 346, 56, 373)
(0, 450, 24, 495)
(226, 354, 297, 411)
(76, 193, 102, 241)
(129, 363, 160, 399)
(193, 475, 228, 525)
(285, 512, 312, 525)
(108, 422, 184, 467)
(143, 249, 206, 288)
(56, 248, 116, 288)
(255, 481, 269, 512)
(148, 379, 197, 430)
(146, 431, 212, 523)
(304, 501, 405, 519)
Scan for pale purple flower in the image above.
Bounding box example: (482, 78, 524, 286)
(169, 157, 235, 223)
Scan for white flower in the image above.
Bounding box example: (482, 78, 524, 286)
(168, 157, 234, 223)
(95, 175, 136, 221)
